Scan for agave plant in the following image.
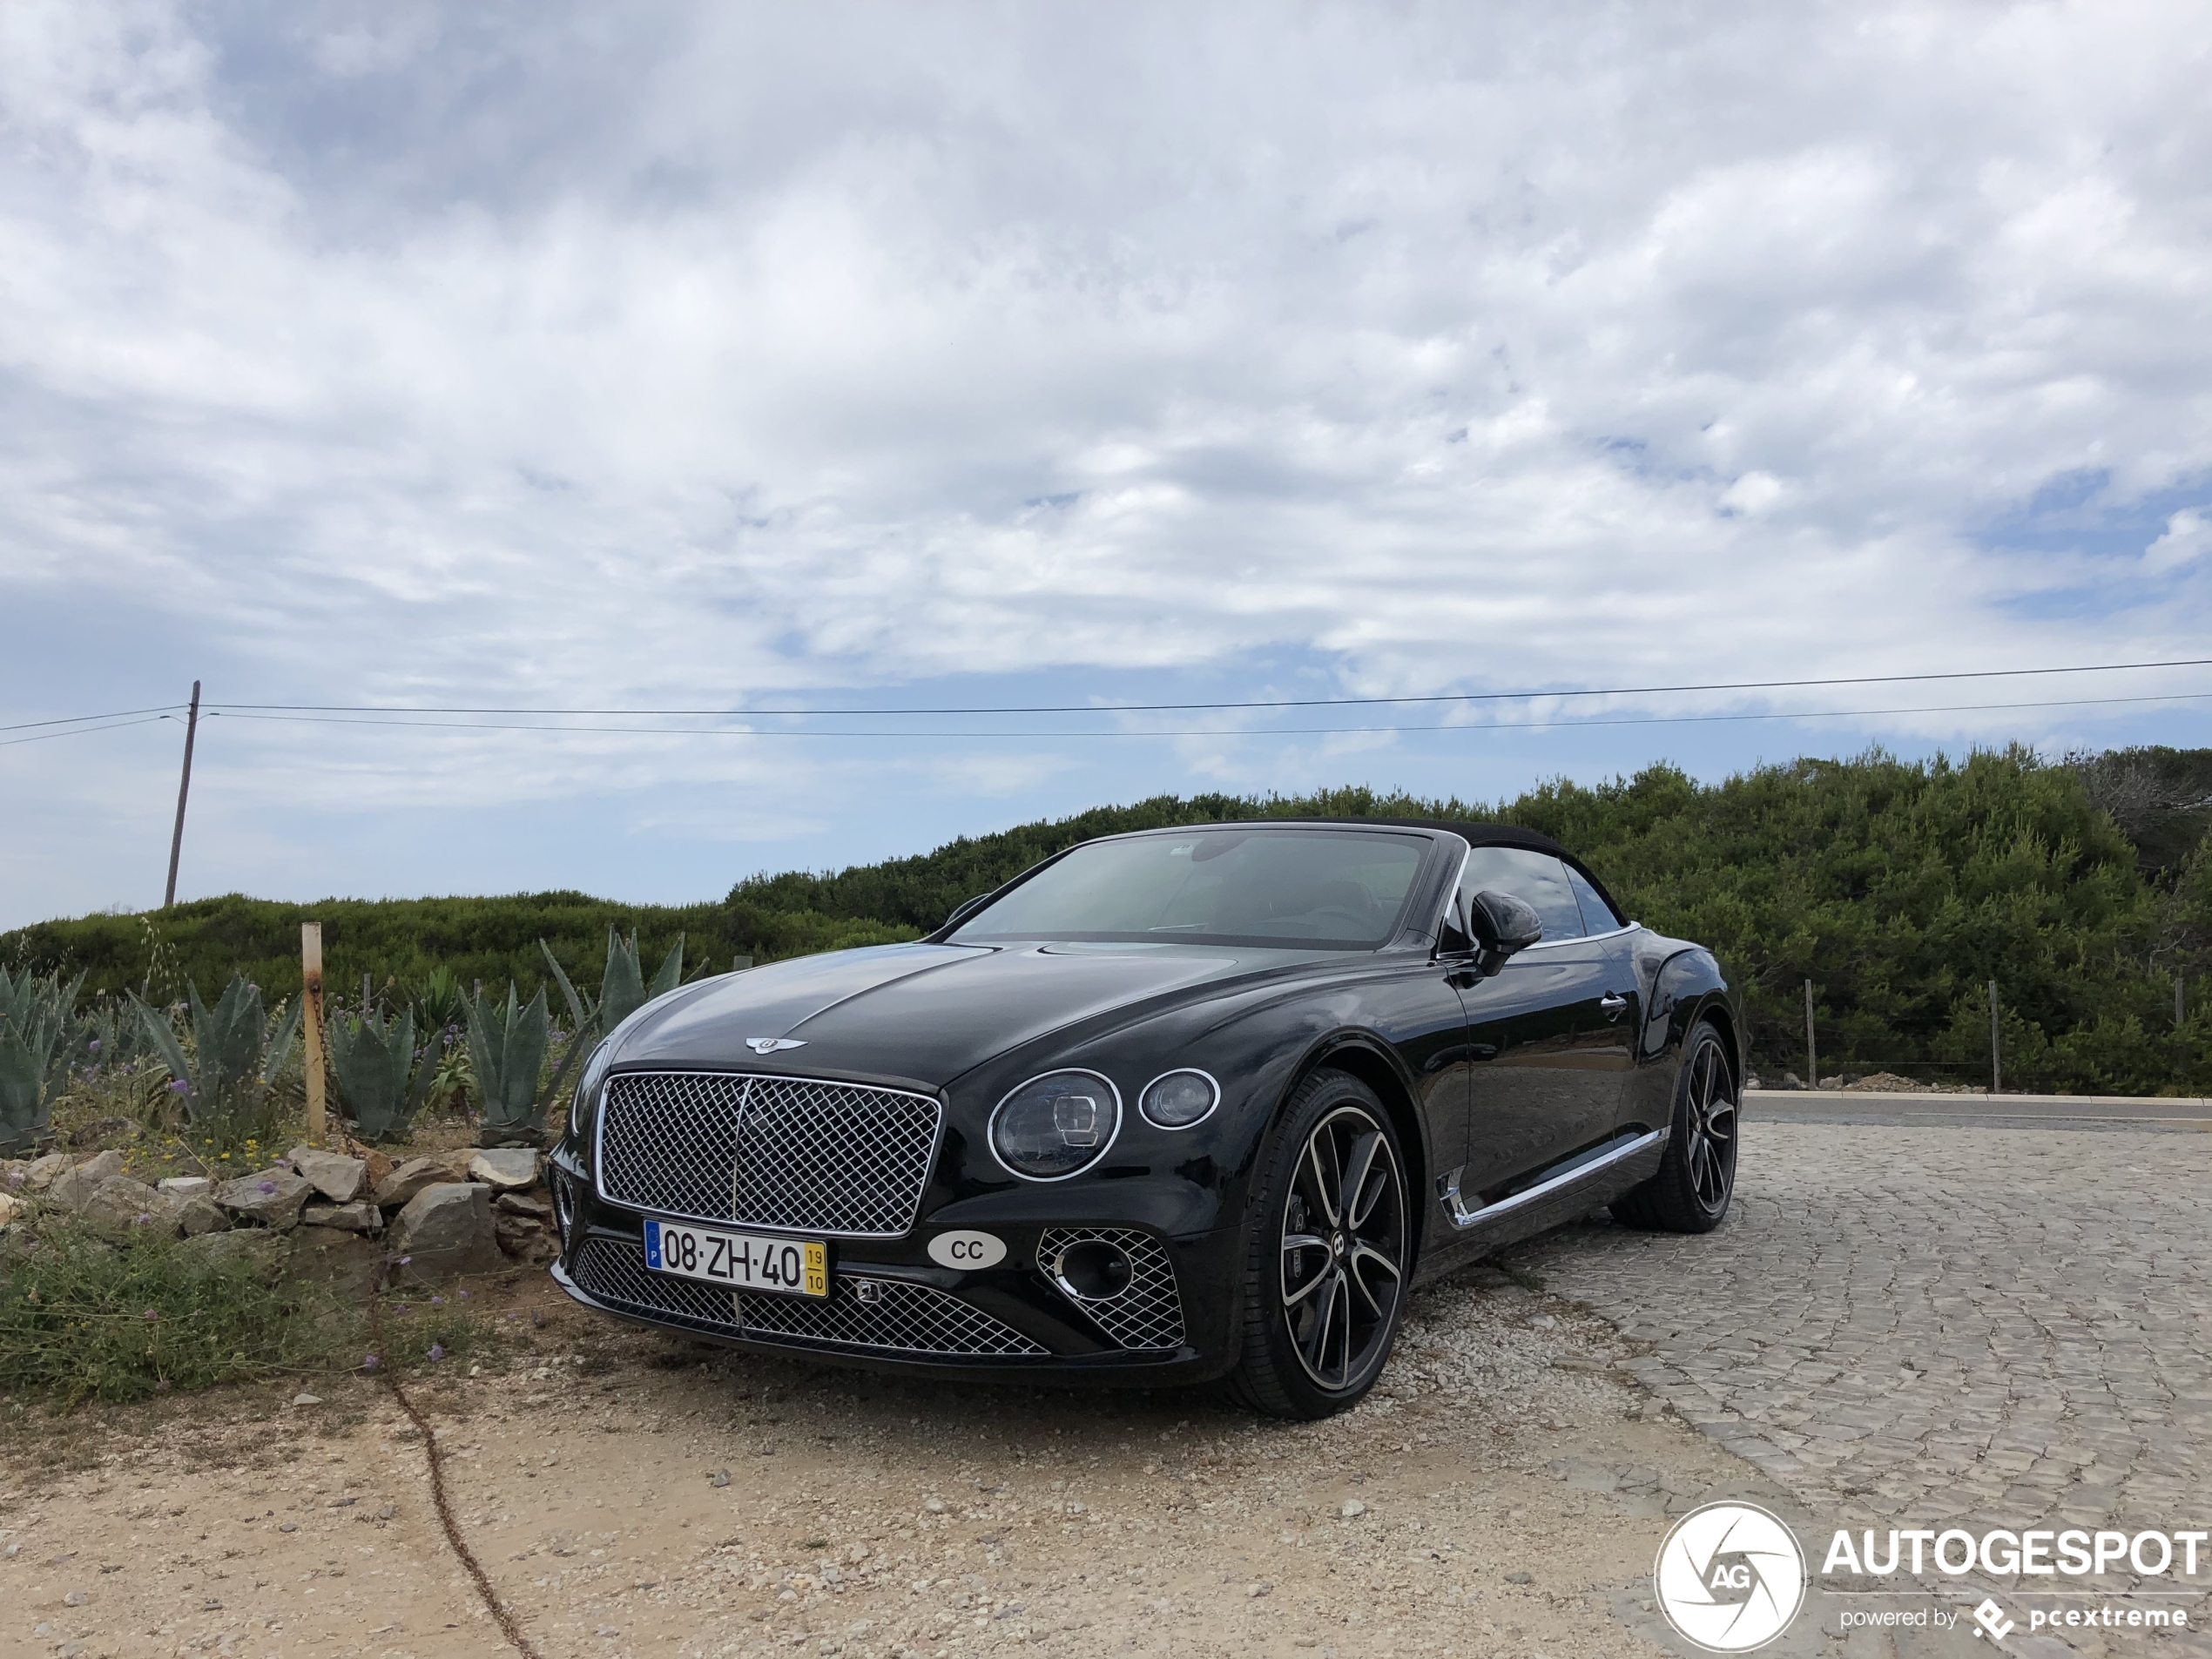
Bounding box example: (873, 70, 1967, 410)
(541, 927, 685, 1042)
(0, 967, 82, 1155)
(464, 982, 553, 1145)
(328, 1006, 439, 1142)
(412, 964, 469, 1037)
(132, 976, 304, 1137)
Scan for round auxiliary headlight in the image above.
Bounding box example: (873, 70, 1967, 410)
(1139, 1069, 1219, 1130)
(988, 1069, 1121, 1181)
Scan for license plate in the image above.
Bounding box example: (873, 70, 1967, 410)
(644, 1219, 828, 1298)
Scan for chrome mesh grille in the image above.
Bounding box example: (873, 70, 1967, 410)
(597, 1070, 941, 1237)
(1037, 1227, 1186, 1351)
(570, 1238, 1046, 1358)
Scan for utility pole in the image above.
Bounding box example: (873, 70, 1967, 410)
(2180, 973, 2188, 1028)
(1804, 978, 1817, 1088)
(1989, 979, 2002, 1096)
(163, 680, 201, 908)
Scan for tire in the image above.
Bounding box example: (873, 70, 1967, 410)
(1224, 1069, 1410, 1420)
(1612, 1019, 1738, 1233)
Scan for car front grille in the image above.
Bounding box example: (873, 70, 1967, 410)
(1037, 1227, 1186, 1351)
(596, 1070, 941, 1237)
(570, 1237, 1047, 1359)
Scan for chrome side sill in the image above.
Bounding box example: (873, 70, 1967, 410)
(1435, 1127, 1669, 1231)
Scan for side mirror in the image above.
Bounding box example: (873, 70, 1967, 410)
(944, 892, 992, 930)
(1467, 888, 1542, 959)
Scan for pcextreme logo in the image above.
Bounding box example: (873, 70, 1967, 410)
(1654, 1502, 1809, 1653)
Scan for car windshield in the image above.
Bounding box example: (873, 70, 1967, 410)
(950, 828, 1429, 949)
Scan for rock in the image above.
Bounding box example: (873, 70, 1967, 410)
(212, 1166, 315, 1230)
(468, 1149, 540, 1190)
(354, 1143, 395, 1193)
(495, 1213, 557, 1264)
(494, 1191, 550, 1219)
(0, 1191, 22, 1229)
(373, 1157, 458, 1211)
(80, 1177, 168, 1238)
(1339, 1500, 1366, 1519)
(475, 1123, 544, 1150)
(288, 1147, 368, 1204)
(45, 1149, 128, 1211)
(157, 1176, 212, 1197)
(172, 1195, 230, 1237)
(292, 1393, 322, 1406)
(286, 1230, 382, 1296)
(388, 1183, 503, 1281)
(24, 1151, 73, 1190)
(302, 1201, 382, 1233)
(180, 1228, 287, 1281)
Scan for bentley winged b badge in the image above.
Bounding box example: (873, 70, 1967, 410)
(745, 1036, 806, 1054)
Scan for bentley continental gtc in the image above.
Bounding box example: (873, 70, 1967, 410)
(550, 819, 1741, 1419)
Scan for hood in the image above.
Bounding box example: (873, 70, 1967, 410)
(610, 940, 1334, 1089)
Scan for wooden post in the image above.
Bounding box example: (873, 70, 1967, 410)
(1988, 978, 2002, 1096)
(163, 680, 201, 908)
(1804, 978, 1817, 1088)
(301, 922, 327, 1142)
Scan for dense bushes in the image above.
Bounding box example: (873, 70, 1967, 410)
(4, 750, 2207, 1096)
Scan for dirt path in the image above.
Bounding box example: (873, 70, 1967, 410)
(3, 1261, 1767, 1659)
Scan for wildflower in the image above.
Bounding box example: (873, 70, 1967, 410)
(134, 1212, 152, 1225)
(364, 1353, 381, 1371)
(89, 1038, 101, 1051)
(429, 1295, 443, 1305)
(399, 1255, 413, 1265)
(428, 1344, 447, 1362)
(142, 1307, 158, 1320)
(457, 1290, 469, 1299)
(168, 1080, 188, 1093)
(257, 1181, 276, 1195)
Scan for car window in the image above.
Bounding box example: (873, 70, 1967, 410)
(954, 828, 1428, 949)
(1565, 864, 1622, 934)
(1456, 846, 1584, 942)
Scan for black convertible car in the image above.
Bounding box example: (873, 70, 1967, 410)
(550, 819, 1740, 1419)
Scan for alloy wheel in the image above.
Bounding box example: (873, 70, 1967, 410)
(1278, 1104, 1405, 1391)
(1684, 1040, 1737, 1211)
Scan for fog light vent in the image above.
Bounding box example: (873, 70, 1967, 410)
(1035, 1228, 1185, 1352)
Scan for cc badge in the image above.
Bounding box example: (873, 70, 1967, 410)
(927, 1230, 1008, 1270)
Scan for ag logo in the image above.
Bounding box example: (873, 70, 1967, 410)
(1654, 1501, 1806, 1653)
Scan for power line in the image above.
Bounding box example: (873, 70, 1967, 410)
(194, 655, 2212, 718)
(0, 713, 177, 748)
(199, 688, 2212, 740)
(0, 704, 186, 734)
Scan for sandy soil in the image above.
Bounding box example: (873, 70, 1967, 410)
(2, 1258, 1766, 1659)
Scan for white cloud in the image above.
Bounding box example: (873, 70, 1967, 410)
(2146, 509, 2210, 572)
(3, 0, 2211, 922)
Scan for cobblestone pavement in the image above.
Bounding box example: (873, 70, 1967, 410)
(1509, 1121, 2212, 1656)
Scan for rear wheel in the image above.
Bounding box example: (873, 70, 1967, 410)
(1612, 1020, 1738, 1233)
(1224, 1069, 1408, 1420)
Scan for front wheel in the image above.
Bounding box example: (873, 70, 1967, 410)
(1224, 1070, 1409, 1420)
(1612, 1019, 1738, 1233)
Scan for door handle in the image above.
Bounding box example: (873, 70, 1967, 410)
(1599, 991, 1629, 1022)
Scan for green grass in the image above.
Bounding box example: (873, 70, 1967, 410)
(0, 1219, 352, 1407)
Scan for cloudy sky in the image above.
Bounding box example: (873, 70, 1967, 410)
(3, 1, 2209, 930)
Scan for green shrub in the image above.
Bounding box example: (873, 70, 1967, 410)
(0, 1221, 347, 1407)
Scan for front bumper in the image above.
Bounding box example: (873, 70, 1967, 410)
(547, 1150, 1243, 1386)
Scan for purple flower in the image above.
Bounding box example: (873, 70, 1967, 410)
(429, 1295, 444, 1306)
(257, 1181, 276, 1195)
(364, 1353, 381, 1371)
(456, 1290, 469, 1300)
(142, 1307, 158, 1320)
(398, 1255, 413, 1265)
(88, 1039, 101, 1052)
(133, 1212, 152, 1225)
(168, 1080, 188, 1093)
(427, 1344, 447, 1362)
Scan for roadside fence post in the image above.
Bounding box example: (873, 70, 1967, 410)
(302, 922, 327, 1142)
(1804, 978, 1817, 1088)
(1988, 978, 2002, 1096)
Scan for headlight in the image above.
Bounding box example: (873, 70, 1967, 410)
(569, 1039, 614, 1144)
(988, 1069, 1122, 1181)
(1138, 1069, 1219, 1130)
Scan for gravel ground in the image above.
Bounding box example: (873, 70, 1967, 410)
(0, 1256, 1768, 1659)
